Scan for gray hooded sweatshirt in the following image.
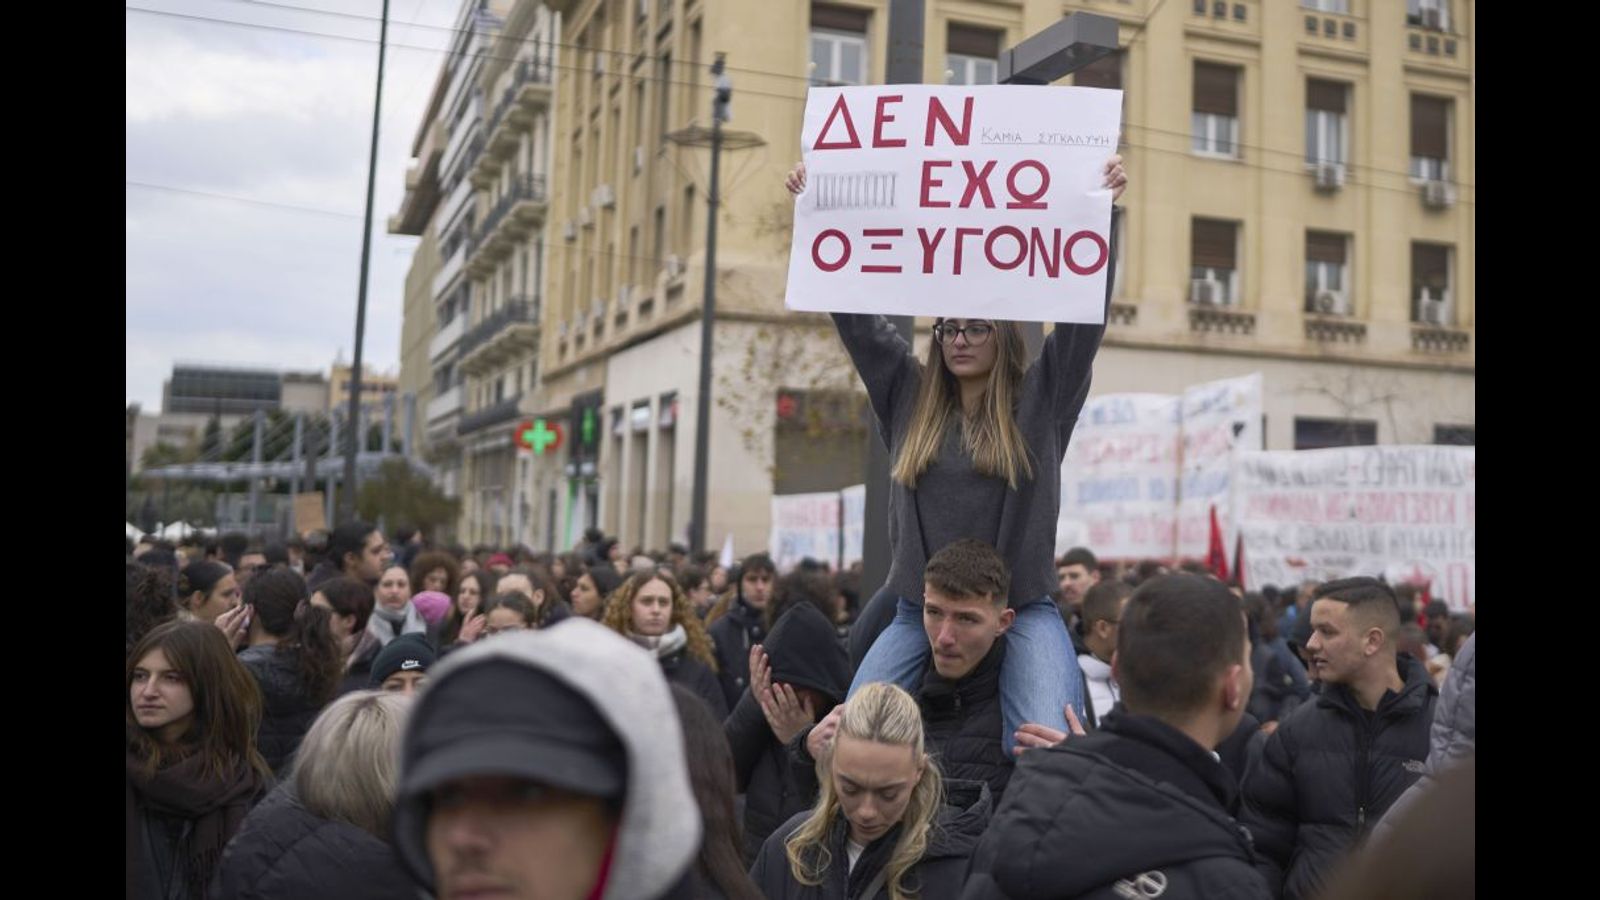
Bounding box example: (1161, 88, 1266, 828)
(392, 618, 701, 900)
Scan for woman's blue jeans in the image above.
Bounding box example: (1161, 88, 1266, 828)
(848, 594, 1086, 754)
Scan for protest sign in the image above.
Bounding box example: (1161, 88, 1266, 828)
(1234, 446, 1475, 609)
(1057, 393, 1182, 560)
(1175, 374, 1263, 558)
(785, 84, 1122, 323)
(840, 484, 866, 569)
(769, 491, 843, 571)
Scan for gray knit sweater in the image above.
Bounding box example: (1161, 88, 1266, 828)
(830, 208, 1117, 609)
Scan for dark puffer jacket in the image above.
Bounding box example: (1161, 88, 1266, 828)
(961, 713, 1271, 900)
(709, 594, 767, 711)
(1239, 654, 1438, 900)
(751, 779, 992, 900)
(237, 645, 328, 776)
(660, 644, 730, 721)
(726, 603, 851, 862)
(918, 638, 1012, 801)
(211, 783, 415, 900)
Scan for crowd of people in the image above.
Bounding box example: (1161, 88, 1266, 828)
(126, 525, 1473, 899)
(123, 150, 1470, 900)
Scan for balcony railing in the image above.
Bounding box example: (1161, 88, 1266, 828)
(457, 395, 524, 436)
(471, 175, 548, 257)
(459, 297, 540, 359)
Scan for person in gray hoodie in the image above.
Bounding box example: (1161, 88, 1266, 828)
(392, 617, 702, 900)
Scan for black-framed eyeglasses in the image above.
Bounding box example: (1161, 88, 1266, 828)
(932, 321, 994, 346)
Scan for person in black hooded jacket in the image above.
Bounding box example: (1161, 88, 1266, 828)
(962, 575, 1271, 900)
(212, 691, 416, 900)
(235, 569, 343, 775)
(751, 681, 991, 900)
(708, 554, 777, 710)
(1239, 577, 1438, 900)
(726, 600, 851, 862)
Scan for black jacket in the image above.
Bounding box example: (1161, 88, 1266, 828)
(962, 713, 1271, 900)
(661, 645, 730, 721)
(211, 783, 415, 900)
(751, 779, 993, 900)
(918, 638, 1013, 801)
(237, 645, 326, 777)
(725, 603, 851, 862)
(709, 595, 767, 711)
(1239, 654, 1438, 900)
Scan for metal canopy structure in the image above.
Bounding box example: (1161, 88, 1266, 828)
(139, 451, 432, 484)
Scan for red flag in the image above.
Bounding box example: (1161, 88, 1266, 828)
(1233, 532, 1245, 590)
(1207, 505, 1230, 582)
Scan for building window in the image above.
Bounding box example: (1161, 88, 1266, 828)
(1305, 231, 1350, 315)
(1433, 424, 1474, 445)
(1302, 0, 1350, 12)
(1305, 79, 1348, 166)
(1410, 94, 1451, 181)
(1295, 417, 1376, 450)
(1191, 62, 1239, 157)
(811, 4, 869, 86)
(945, 23, 1000, 85)
(1073, 49, 1123, 90)
(1406, 0, 1451, 31)
(1190, 218, 1239, 306)
(1411, 243, 1453, 325)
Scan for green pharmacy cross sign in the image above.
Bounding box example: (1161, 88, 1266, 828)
(517, 419, 564, 455)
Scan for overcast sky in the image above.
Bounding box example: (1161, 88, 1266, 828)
(126, 0, 466, 412)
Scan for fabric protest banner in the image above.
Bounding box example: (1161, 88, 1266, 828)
(1175, 374, 1263, 559)
(785, 84, 1123, 323)
(1234, 446, 1475, 610)
(1057, 394, 1182, 560)
(769, 491, 843, 571)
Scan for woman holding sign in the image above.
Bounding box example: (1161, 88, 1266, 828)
(784, 155, 1126, 753)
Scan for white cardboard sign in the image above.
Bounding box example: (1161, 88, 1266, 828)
(785, 85, 1123, 323)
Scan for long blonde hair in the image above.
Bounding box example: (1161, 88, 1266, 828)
(293, 690, 412, 838)
(785, 682, 945, 900)
(602, 570, 719, 671)
(890, 319, 1034, 490)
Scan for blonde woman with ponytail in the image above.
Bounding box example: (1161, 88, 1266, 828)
(785, 157, 1129, 756)
(750, 682, 992, 900)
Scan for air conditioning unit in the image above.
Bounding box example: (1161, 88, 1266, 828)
(1313, 290, 1347, 315)
(591, 298, 606, 321)
(592, 184, 616, 209)
(592, 53, 605, 76)
(617, 285, 634, 309)
(1421, 180, 1454, 209)
(1415, 287, 1449, 326)
(577, 205, 593, 227)
(633, 145, 645, 173)
(563, 221, 577, 241)
(665, 254, 685, 279)
(1421, 7, 1442, 29)
(1190, 279, 1222, 306)
(1313, 163, 1344, 191)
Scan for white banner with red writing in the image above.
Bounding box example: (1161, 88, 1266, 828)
(785, 84, 1123, 323)
(1234, 446, 1476, 611)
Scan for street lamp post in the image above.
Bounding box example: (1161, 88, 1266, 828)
(341, 0, 390, 523)
(669, 56, 765, 553)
